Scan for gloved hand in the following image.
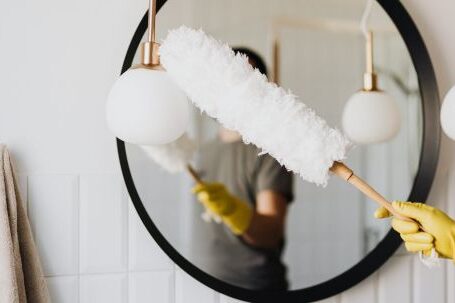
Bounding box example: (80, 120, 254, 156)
(192, 182, 253, 235)
(375, 201, 455, 260)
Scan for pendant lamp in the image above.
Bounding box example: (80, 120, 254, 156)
(342, 31, 401, 144)
(441, 86, 455, 140)
(106, 0, 189, 145)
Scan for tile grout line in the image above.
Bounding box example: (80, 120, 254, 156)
(173, 264, 178, 303)
(444, 169, 452, 303)
(375, 271, 379, 303)
(377, 266, 381, 303)
(443, 170, 448, 303)
(216, 287, 221, 303)
(43, 268, 176, 278)
(445, 262, 448, 303)
(172, 266, 176, 303)
(124, 177, 130, 303)
(412, 256, 416, 302)
(76, 174, 81, 303)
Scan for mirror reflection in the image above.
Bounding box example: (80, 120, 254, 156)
(126, 0, 422, 290)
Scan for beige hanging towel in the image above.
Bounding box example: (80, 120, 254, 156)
(0, 145, 50, 303)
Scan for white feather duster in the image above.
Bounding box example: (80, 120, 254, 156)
(159, 26, 441, 269)
(140, 133, 196, 173)
(160, 26, 351, 186)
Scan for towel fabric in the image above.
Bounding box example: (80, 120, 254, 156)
(0, 145, 50, 303)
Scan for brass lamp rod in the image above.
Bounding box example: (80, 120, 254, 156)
(365, 31, 374, 74)
(141, 0, 160, 67)
(147, 0, 157, 43)
(363, 31, 377, 91)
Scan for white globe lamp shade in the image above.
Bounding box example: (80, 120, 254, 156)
(342, 91, 401, 144)
(441, 86, 455, 140)
(106, 68, 189, 145)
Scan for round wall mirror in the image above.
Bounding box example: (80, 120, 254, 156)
(117, 0, 440, 301)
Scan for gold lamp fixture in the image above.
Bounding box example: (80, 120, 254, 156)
(363, 31, 377, 91)
(342, 0, 401, 145)
(140, 0, 161, 69)
(106, 0, 189, 145)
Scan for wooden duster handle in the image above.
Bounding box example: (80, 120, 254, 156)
(186, 165, 219, 223)
(330, 161, 415, 223)
(186, 164, 203, 184)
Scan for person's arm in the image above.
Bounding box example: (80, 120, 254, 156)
(241, 190, 288, 248)
(192, 184, 289, 249)
(192, 152, 293, 249)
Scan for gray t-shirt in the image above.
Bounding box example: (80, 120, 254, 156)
(196, 140, 293, 290)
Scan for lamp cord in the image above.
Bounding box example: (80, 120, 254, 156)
(360, 0, 374, 39)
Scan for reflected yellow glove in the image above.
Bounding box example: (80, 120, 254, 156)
(375, 201, 455, 260)
(192, 183, 253, 235)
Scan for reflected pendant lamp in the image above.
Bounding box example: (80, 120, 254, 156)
(441, 86, 455, 140)
(106, 0, 189, 145)
(342, 31, 401, 144)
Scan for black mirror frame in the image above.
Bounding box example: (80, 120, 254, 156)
(116, 1, 440, 302)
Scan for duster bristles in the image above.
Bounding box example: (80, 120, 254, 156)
(140, 133, 196, 174)
(160, 26, 351, 186)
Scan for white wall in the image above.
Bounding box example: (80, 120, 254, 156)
(0, 0, 454, 302)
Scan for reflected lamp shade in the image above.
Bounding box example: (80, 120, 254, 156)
(106, 68, 189, 145)
(441, 86, 455, 140)
(342, 90, 401, 144)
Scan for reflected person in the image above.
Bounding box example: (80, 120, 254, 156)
(192, 48, 294, 291)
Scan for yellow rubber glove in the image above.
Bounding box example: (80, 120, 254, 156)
(375, 201, 455, 261)
(192, 182, 253, 235)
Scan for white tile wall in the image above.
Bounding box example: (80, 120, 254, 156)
(340, 272, 377, 303)
(175, 270, 219, 303)
(128, 201, 174, 272)
(20, 172, 455, 303)
(314, 297, 339, 303)
(28, 175, 79, 276)
(47, 276, 79, 303)
(448, 263, 454, 303)
(378, 256, 412, 303)
(79, 174, 127, 274)
(80, 274, 127, 303)
(413, 258, 446, 303)
(129, 271, 174, 303)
